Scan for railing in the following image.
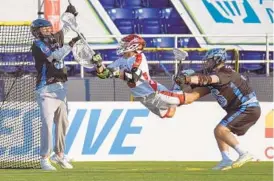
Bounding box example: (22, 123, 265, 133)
(63, 34, 274, 78)
(1, 34, 273, 78)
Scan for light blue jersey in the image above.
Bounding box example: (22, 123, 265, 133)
(108, 53, 168, 97)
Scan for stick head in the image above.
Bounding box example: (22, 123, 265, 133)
(61, 12, 78, 32)
(173, 48, 188, 61)
(72, 40, 95, 69)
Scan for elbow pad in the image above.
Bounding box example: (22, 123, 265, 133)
(124, 67, 142, 83)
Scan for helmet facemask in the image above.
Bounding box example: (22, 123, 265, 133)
(202, 48, 227, 74)
(116, 34, 146, 56)
(39, 26, 58, 48)
(31, 19, 59, 50)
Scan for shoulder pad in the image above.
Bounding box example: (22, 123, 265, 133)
(34, 40, 52, 57)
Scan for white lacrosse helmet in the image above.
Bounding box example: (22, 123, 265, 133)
(116, 34, 146, 55)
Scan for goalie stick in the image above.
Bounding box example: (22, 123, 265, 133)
(61, 11, 97, 69)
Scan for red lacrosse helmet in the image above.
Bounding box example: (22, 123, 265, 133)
(116, 34, 146, 55)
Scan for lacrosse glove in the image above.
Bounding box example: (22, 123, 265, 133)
(97, 68, 110, 79)
(108, 67, 120, 78)
(174, 75, 186, 86)
(68, 33, 85, 47)
(69, 36, 80, 47)
(90, 53, 103, 68)
(65, 4, 78, 17)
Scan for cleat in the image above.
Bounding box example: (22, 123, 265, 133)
(212, 160, 233, 171)
(232, 152, 253, 168)
(40, 158, 57, 171)
(50, 154, 73, 169)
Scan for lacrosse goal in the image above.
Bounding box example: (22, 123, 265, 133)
(0, 21, 40, 168)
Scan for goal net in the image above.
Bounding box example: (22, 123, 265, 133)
(0, 22, 40, 168)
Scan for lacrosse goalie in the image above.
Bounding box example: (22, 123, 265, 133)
(91, 34, 187, 118)
(31, 4, 80, 170)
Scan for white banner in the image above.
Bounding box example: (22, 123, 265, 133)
(65, 102, 273, 161)
(180, 0, 273, 48)
(0, 101, 272, 161)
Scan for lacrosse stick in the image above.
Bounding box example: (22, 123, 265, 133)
(71, 39, 95, 69)
(159, 61, 173, 78)
(171, 48, 188, 89)
(61, 13, 91, 52)
(61, 12, 99, 69)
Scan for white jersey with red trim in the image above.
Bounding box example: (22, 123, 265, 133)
(108, 53, 168, 97)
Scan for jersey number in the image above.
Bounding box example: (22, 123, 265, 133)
(210, 88, 228, 107)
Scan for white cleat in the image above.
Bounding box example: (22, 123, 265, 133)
(40, 158, 57, 171)
(232, 152, 254, 168)
(212, 160, 233, 171)
(50, 154, 73, 169)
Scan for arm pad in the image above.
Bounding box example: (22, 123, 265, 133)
(47, 45, 72, 62)
(124, 67, 142, 83)
(197, 75, 213, 85)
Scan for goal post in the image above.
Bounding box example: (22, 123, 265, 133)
(0, 21, 40, 168)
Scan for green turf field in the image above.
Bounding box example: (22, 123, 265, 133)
(0, 161, 272, 181)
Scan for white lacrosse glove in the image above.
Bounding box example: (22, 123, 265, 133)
(109, 67, 120, 78)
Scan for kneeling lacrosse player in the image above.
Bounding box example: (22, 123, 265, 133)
(174, 48, 261, 170)
(31, 4, 80, 170)
(92, 34, 186, 118)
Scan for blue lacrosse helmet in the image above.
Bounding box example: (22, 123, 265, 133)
(30, 18, 52, 38)
(203, 48, 227, 73)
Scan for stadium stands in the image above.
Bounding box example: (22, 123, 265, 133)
(99, 0, 120, 8)
(1, 0, 271, 77)
(240, 51, 265, 73)
(154, 38, 175, 48)
(101, 49, 120, 61)
(136, 8, 165, 34)
(107, 8, 138, 34)
(119, 0, 147, 8)
(147, 0, 170, 8)
(101, 1, 207, 76)
(100, 0, 272, 77)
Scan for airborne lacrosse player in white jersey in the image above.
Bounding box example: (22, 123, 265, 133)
(91, 34, 185, 118)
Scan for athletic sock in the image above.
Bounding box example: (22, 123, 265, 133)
(234, 144, 246, 156)
(221, 151, 231, 161)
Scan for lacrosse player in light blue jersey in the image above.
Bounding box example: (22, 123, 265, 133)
(91, 34, 187, 118)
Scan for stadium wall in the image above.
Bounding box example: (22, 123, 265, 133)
(65, 101, 273, 161)
(0, 77, 273, 162)
(65, 76, 273, 102)
(0, 101, 272, 161)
